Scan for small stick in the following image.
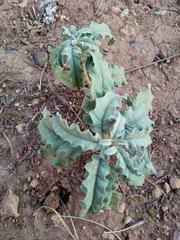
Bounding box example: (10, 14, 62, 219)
(105, 219, 146, 233)
(38, 61, 47, 91)
(125, 194, 145, 200)
(153, 169, 173, 184)
(15, 151, 36, 167)
(95, 0, 104, 15)
(1, 131, 13, 157)
(125, 52, 180, 74)
(32, 5, 37, 20)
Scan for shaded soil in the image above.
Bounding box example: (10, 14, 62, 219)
(0, 0, 180, 239)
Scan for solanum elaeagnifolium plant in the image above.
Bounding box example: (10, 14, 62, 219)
(38, 21, 156, 217)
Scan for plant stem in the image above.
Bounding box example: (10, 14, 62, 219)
(80, 53, 92, 88)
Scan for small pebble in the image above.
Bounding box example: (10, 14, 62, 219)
(169, 158, 174, 163)
(161, 205, 168, 212)
(147, 3, 153, 9)
(117, 202, 126, 213)
(7, 163, 14, 170)
(150, 232, 156, 238)
(32, 51, 48, 67)
(124, 215, 132, 225)
(32, 98, 39, 106)
(31, 201, 38, 207)
(153, 10, 167, 16)
(130, 42, 137, 49)
(51, 186, 58, 191)
(151, 186, 163, 198)
(30, 179, 40, 188)
(102, 231, 115, 240)
(120, 8, 129, 18)
(169, 176, 180, 189)
(103, 47, 109, 52)
(163, 182, 171, 194)
(15, 152, 20, 159)
(27, 176, 31, 182)
(156, 170, 164, 178)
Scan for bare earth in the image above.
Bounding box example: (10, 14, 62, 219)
(0, 0, 180, 239)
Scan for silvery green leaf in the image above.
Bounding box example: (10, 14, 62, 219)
(80, 155, 116, 217)
(88, 51, 116, 99)
(89, 21, 115, 46)
(88, 92, 122, 134)
(104, 146, 117, 155)
(52, 113, 101, 152)
(115, 147, 156, 186)
(61, 26, 77, 41)
(99, 139, 112, 146)
(38, 113, 82, 168)
(109, 63, 127, 87)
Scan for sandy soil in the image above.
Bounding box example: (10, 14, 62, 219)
(0, 0, 180, 239)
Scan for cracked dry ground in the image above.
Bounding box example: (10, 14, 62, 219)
(0, 0, 180, 239)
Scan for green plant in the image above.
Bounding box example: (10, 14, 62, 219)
(38, 22, 156, 217)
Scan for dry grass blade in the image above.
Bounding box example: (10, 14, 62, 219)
(61, 216, 122, 240)
(59, 197, 79, 240)
(34, 206, 122, 240)
(38, 61, 47, 91)
(1, 131, 13, 157)
(95, 0, 104, 15)
(105, 219, 146, 234)
(34, 206, 79, 240)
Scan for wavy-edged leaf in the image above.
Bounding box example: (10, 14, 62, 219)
(61, 45, 83, 88)
(38, 112, 82, 168)
(78, 35, 100, 51)
(89, 92, 122, 134)
(109, 192, 122, 210)
(115, 147, 156, 186)
(121, 84, 154, 132)
(89, 21, 115, 46)
(131, 84, 154, 109)
(50, 42, 83, 89)
(124, 128, 152, 148)
(52, 113, 101, 152)
(61, 25, 77, 41)
(121, 106, 154, 132)
(120, 85, 154, 150)
(88, 51, 116, 99)
(104, 146, 117, 155)
(109, 64, 127, 87)
(110, 112, 126, 139)
(80, 154, 115, 217)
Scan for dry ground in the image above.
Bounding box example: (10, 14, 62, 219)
(0, 0, 180, 239)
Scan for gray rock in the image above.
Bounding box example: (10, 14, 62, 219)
(153, 10, 167, 16)
(33, 51, 48, 67)
(10, 0, 19, 3)
(120, 8, 129, 18)
(124, 215, 132, 225)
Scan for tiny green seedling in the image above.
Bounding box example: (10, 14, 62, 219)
(38, 22, 156, 217)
